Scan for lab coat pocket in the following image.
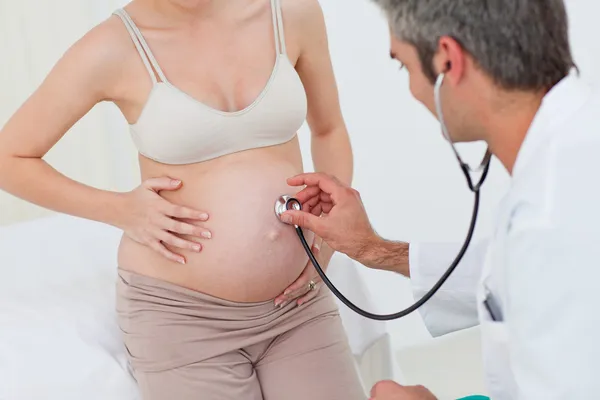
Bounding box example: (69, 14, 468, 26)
(480, 317, 513, 399)
(481, 319, 508, 346)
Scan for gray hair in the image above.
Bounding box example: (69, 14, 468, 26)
(373, 0, 576, 91)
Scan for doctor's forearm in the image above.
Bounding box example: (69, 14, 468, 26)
(357, 237, 410, 277)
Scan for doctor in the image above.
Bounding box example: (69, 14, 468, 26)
(282, 0, 600, 399)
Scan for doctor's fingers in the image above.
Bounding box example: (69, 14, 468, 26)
(294, 185, 333, 205)
(371, 381, 437, 400)
(280, 209, 324, 233)
(307, 201, 333, 217)
(310, 203, 323, 217)
(302, 195, 321, 213)
(302, 196, 332, 216)
(295, 185, 321, 203)
(287, 173, 347, 198)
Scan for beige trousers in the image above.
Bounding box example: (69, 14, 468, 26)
(116, 269, 366, 400)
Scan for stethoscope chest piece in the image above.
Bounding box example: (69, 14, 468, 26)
(274, 195, 301, 220)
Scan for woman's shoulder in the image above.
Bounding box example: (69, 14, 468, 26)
(281, 0, 324, 25)
(51, 13, 140, 99)
(67, 14, 135, 67)
(280, 0, 327, 52)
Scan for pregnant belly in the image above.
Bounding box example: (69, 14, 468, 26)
(118, 158, 314, 302)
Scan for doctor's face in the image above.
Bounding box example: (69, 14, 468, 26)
(389, 38, 435, 114)
(389, 33, 477, 143)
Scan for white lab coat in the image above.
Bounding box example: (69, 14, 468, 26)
(409, 73, 600, 399)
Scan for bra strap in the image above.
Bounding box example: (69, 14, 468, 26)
(113, 9, 168, 83)
(114, 9, 156, 83)
(271, 0, 287, 55)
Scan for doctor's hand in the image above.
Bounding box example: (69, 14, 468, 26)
(281, 172, 377, 261)
(370, 381, 437, 400)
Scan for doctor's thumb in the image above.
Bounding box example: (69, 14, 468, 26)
(281, 210, 319, 232)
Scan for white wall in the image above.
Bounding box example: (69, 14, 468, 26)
(300, 0, 600, 348)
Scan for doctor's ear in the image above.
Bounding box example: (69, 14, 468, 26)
(436, 36, 466, 83)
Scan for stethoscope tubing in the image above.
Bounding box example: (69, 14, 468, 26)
(293, 186, 482, 321)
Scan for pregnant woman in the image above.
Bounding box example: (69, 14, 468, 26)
(0, 0, 364, 399)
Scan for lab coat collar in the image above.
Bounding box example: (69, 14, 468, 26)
(511, 72, 592, 178)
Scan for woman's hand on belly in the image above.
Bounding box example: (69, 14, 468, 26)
(273, 235, 329, 308)
(118, 177, 212, 264)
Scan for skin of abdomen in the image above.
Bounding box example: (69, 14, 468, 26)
(117, 138, 315, 302)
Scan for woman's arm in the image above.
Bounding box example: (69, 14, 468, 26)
(294, 0, 353, 265)
(0, 19, 209, 263)
(0, 22, 130, 225)
(294, 0, 353, 187)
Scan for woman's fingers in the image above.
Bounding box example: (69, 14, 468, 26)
(166, 203, 209, 221)
(149, 240, 186, 265)
(157, 230, 202, 253)
(160, 216, 212, 239)
(143, 177, 182, 192)
(296, 285, 320, 306)
(127, 178, 213, 263)
(274, 245, 321, 307)
(275, 276, 321, 308)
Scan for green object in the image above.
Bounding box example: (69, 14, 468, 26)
(456, 396, 490, 400)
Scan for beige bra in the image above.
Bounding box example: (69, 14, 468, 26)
(113, 0, 307, 165)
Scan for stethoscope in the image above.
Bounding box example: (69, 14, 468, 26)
(275, 73, 493, 321)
